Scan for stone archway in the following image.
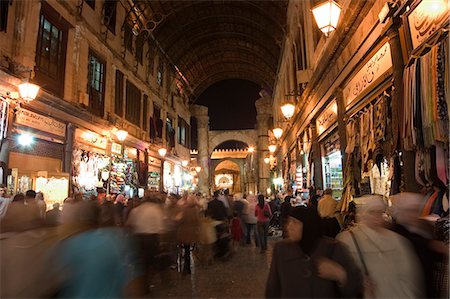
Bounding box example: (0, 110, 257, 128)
(191, 93, 271, 195)
(208, 130, 258, 155)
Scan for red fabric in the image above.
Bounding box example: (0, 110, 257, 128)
(230, 217, 242, 241)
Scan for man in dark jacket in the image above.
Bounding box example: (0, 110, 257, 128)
(206, 190, 228, 221)
(280, 188, 294, 238)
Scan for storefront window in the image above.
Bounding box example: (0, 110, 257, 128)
(163, 161, 174, 194)
(322, 151, 343, 199)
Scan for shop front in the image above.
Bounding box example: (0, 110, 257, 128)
(109, 144, 141, 197)
(399, 0, 449, 213)
(316, 100, 343, 199)
(8, 108, 69, 208)
(72, 128, 110, 198)
(342, 41, 394, 199)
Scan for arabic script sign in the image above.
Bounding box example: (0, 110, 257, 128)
(408, 0, 449, 50)
(316, 101, 338, 136)
(75, 129, 107, 149)
(16, 109, 66, 137)
(343, 42, 392, 107)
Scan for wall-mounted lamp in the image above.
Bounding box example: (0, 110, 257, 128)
(115, 129, 128, 141)
(280, 92, 299, 120)
(273, 127, 283, 140)
(264, 157, 270, 164)
(268, 144, 277, 153)
(312, 0, 342, 36)
(195, 166, 201, 173)
(248, 146, 255, 153)
(281, 101, 296, 119)
(182, 160, 189, 167)
(158, 147, 167, 157)
(17, 83, 40, 102)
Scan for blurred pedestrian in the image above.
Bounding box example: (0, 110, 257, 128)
(266, 206, 363, 298)
(390, 192, 448, 298)
(244, 194, 258, 246)
(0, 184, 11, 219)
(230, 211, 242, 249)
(46, 203, 61, 226)
(337, 195, 424, 298)
(318, 188, 341, 238)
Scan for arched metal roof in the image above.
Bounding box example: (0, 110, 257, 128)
(127, 0, 288, 98)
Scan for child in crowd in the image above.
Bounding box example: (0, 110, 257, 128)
(230, 211, 242, 249)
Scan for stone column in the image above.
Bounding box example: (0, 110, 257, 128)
(387, 23, 419, 192)
(310, 124, 323, 189)
(255, 94, 271, 195)
(191, 105, 210, 195)
(335, 88, 347, 169)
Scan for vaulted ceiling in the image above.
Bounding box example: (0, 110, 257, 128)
(128, 0, 288, 97)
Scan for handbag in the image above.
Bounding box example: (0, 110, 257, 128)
(263, 205, 270, 218)
(349, 230, 376, 298)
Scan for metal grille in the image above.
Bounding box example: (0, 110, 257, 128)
(10, 138, 63, 160)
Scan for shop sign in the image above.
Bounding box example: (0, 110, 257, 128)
(75, 129, 107, 149)
(148, 156, 161, 168)
(343, 42, 392, 107)
(124, 147, 137, 159)
(408, 0, 449, 51)
(16, 109, 66, 137)
(111, 142, 122, 155)
(316, 101, 338, 136)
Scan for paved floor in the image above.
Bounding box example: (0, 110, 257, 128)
(149, 238, 279, 298)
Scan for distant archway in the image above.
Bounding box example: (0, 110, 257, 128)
(214, 159, 242, 193)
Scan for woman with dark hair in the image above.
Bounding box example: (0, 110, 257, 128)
(255, 194, 272, 253)
(266, 206, 362, 298)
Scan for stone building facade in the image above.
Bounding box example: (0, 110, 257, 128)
(0, 0, 191, 197)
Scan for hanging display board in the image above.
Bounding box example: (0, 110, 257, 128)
(74, 129, 107, 150)
(407, 0, 449, 51)
(16, 109, 66, 137)
(316, 100, 338, 136)
(343, 42, 392, 108)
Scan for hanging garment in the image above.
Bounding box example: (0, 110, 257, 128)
(435, 41, 449, 144)
(442, 192, 448, 212)
(422, 190, 438, 216)
(360, 108, 373, 176)
(435, 144, 448, 187)
(415, 150, 427, 188)
(345, 120, 356, 154)
(403, 61, 417, 150)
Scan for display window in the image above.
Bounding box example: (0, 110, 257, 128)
(163, 161, 175, 194)
(72, 148, 110, 196)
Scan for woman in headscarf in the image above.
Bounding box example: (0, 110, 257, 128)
(336, 195, 424, 298)
(255, 194, 271, 253)
(266, 206, 362, 298)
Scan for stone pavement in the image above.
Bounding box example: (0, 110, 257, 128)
(148, 237, 279, 298)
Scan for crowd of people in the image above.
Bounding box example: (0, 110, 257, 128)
(0, 183, 448, 298)
(266, 187, 449, 299)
